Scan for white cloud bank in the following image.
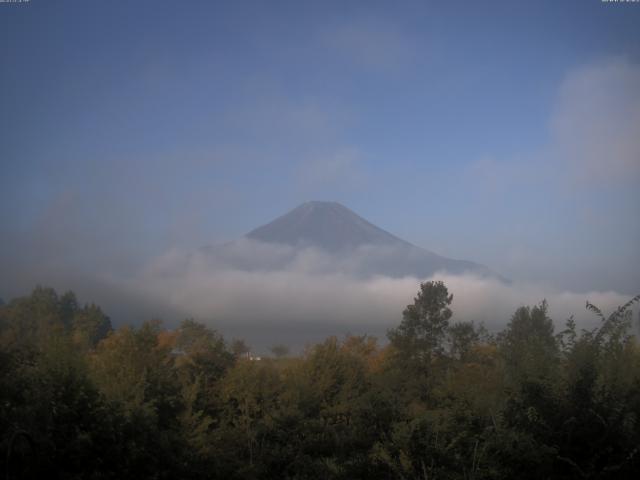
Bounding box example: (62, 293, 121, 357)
(121, 244, 636, 336)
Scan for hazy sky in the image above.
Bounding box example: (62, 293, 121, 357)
(1, 1, 639, 335)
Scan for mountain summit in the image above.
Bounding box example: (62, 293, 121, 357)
(247, 201, 409, 252)
(206, 201, 504, 280)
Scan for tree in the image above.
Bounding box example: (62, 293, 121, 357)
(174, 319, 234, 385)
(270, 344, 290, 358)
(0, 286, 68, 349)
(499, 300, 558, 383)
(231, 338, 251, 359)
(219, 360, 282, 474)
(71, 303, 112, 348)
(89, 320, 181, 422)
(0, 287, 111, 352)
(387, 281, 453, 367)
(448, 322, 483, 361)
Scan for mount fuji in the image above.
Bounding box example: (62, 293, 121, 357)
(203, 201, 504, 281)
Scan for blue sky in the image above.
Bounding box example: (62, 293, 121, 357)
(1, 0, 639, 302)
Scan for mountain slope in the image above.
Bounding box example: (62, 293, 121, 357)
(207, 201, 504, 280)
(247, 201, 410, 251)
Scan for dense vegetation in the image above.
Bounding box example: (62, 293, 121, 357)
(1, 283, 639, 479)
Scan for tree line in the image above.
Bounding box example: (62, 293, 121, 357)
(1, 282, 639, 479)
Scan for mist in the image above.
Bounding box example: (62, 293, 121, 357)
(1, 237, 634, 352)
(131, 244, 637, 348)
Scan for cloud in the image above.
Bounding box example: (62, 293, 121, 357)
(459, 57, 640, 293)
(2, 234, 635, 352)
(122, 242, 635, 336)
(466, 57, 640, 191)
(551, 57, 640, 184)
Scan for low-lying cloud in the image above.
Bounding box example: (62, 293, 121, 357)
(123, 241, 636, 335)
(1, 237, 636, 352)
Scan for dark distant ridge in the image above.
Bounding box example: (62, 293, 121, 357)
(247, 201, 411, 252)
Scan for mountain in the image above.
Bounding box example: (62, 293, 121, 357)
(206, 201, 504, 280)
(247, 201, 410, 252)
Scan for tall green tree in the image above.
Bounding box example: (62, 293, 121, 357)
(388, 281, 453, 362)
(499, 300, 558, 383)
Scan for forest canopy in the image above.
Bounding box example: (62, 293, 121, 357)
(1, 283, 639, 479)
